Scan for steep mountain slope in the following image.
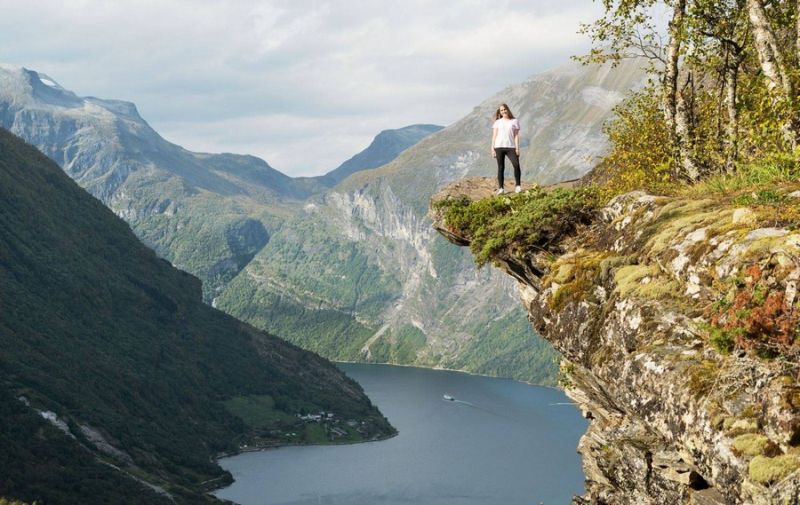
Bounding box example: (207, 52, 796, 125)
(318, 124, 443, 186)
(0, 65, 442, 305)
(217, 59, 647, 383)
(0, 383, 174, 505)
(0, 127, 392, 504)
(0, 65, 316, 300)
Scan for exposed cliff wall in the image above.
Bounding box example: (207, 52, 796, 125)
(431, 178, 800, 504)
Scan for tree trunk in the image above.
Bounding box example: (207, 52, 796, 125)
(664, 0, 697, 179)
(724, 59, 740, 173)
(747, 0, 793, 96)
(796, 0, 800, 69)
(676, 71, 700, 180)
(748, 0, 798, 148)
(663, 0, 685, 135)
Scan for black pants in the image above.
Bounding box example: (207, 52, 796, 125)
(494, 148, 521, 188)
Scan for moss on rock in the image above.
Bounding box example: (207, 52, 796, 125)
(547, 250, 612, 312)
(726, 418, 760, 437)
(732, 434, 772, 457)
(748, 454, 800, 485)
(613, 264, 679, 300)
(686, 360, 720, 398)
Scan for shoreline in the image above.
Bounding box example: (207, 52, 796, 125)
(208, 430, 399, 499)
(207, 362, 579, 503)
(208, 362, 563, 500)
(332, 359, 561, 390)
(213, 429, 399, 460)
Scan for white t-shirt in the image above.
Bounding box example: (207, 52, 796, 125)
(492, 118, 520, 148)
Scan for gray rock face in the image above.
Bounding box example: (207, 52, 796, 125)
(431, 185, 800, 504)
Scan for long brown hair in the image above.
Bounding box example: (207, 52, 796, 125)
(494, 103, 515, 120)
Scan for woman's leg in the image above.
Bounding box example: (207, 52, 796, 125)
(507, 150, 521, 186)
(495, 148, 505, 188)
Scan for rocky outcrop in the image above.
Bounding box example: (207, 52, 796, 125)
(431, 178, 800, 504)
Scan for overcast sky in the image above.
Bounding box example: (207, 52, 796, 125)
(0, 0, 603, 176)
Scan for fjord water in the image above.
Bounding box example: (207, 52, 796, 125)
(215, 363, 587, 505)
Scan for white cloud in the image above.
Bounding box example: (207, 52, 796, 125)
(0, 0, 602, 175)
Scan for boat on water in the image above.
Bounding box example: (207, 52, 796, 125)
(443, 394, 455, 401)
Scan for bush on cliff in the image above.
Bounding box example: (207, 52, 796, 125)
(434, 186, 600, 266)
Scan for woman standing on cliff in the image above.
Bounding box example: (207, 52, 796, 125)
(491, 103, 522, 194)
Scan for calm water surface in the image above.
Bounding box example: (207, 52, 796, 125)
(215, 363, 587, 505)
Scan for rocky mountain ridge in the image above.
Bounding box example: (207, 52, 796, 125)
(430, 178, 800, 504)
(0, 64, 439, 302)
(318, 124, 443, 186)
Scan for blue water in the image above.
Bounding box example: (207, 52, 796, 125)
(214, 363, 587, 505)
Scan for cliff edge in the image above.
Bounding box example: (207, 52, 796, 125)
(430, 177, 800, 504)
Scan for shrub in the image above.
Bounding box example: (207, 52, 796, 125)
(588, 88, 677, 199)
(706, 264, 800, 357)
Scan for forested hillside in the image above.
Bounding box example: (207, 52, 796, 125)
(0, 127, 393, 504)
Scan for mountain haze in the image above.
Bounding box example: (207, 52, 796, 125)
(218, 59, 648, 383)
(0, 127, 392, 504)
(319, 124, 444, 186)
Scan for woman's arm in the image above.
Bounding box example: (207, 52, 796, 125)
(491, 127, 497, 158)
(513, 128, 520, 155)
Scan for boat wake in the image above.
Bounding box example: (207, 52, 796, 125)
(442, 394, 506, 418)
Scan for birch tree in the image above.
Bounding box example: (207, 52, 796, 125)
(746, 0, 798, 146)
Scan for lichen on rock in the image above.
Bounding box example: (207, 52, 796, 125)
(430, 178, 800, 504)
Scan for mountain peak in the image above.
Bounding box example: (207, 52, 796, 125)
(320, 123, 443, 186)
(0, 64, 83, 109)
(0, 64, 144, 120)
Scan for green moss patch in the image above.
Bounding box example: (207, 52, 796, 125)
(733, 434, 772, 457)
(686, 360, 720, 398)
(725, 418, 760, 437)
(748, 454, 800, 485)
(613, 264, 678, 300)
(644, 207, 722, 255)
(546, 250, 612, 312)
